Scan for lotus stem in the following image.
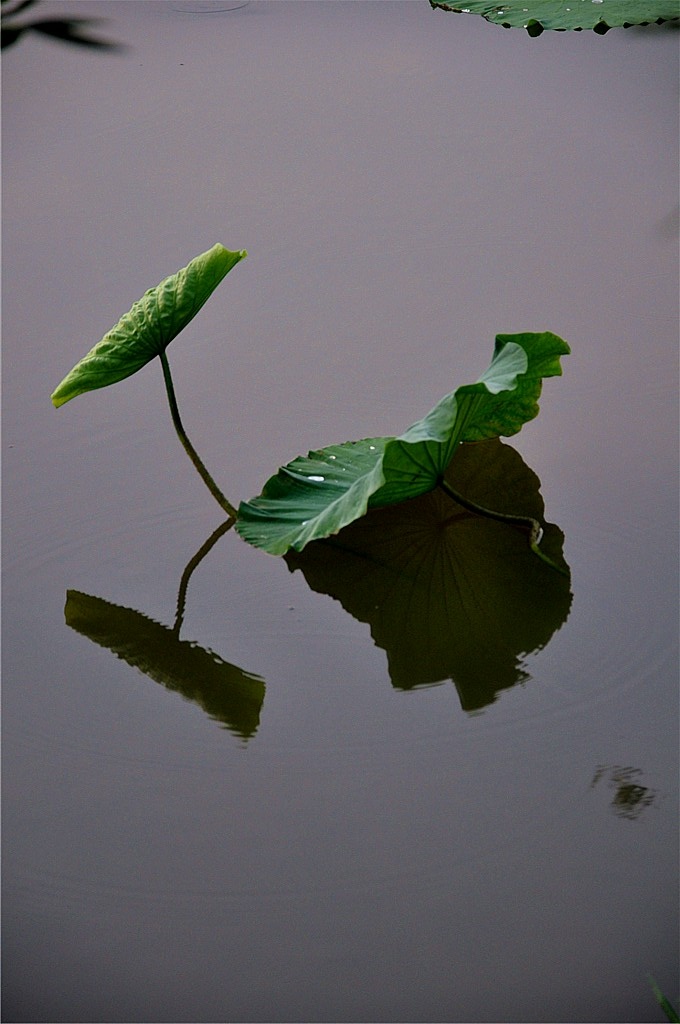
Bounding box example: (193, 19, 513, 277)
(174, 518, 234, 635)
(437, 477, 568, 576)
(159, 350, 237, 518)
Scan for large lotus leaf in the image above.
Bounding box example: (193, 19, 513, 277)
(51, 243, 246, 407)
(236, 331, 569, 555)
(428, 1, 680, 35)
(65, 590, 265, 739)
(286, 438, 572, 708)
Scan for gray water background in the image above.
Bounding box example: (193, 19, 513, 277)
(2, 2, 678, 1021)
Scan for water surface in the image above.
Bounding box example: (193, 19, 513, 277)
(2, 3, 678, 1021)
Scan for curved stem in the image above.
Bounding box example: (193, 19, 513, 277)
(437, 477, 568, 576)
(159, 350, 237, 518)
(174, 517, 235, 635)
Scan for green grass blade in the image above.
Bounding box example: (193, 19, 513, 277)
(650, 977, 680, 1023)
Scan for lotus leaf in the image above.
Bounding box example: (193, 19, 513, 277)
(51, 243, 246, 407)
(429, 1, 680, 35)
(236, 331, 569, 555)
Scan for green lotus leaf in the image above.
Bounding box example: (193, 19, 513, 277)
(51, 243, 246, 407)
(428, 1, 680, 35)
(236, 331, 569, 555)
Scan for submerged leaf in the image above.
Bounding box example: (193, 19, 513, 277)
(236, 332, 569, 554)
(429, 1, 680, 34)
(51, 243, 246, 407)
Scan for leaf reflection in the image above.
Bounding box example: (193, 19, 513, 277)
(64, 521, 265, 740)
(286, 438, 572, 712)
(590, 765, 657, 820)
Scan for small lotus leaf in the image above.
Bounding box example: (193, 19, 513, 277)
(51, 243, 246, 407)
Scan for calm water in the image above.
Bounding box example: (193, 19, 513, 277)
(2, 3, 678, 1021)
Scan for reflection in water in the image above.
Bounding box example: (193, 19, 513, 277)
(64, 441, 570, 726)
(286, 439, 572, 711)
(65, 521, 265, 740)
(591, 765, 657, 820)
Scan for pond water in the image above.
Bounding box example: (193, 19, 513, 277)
(2, 3, 678, 1021)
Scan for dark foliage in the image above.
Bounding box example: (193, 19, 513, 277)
(1, 0, 124, 50)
